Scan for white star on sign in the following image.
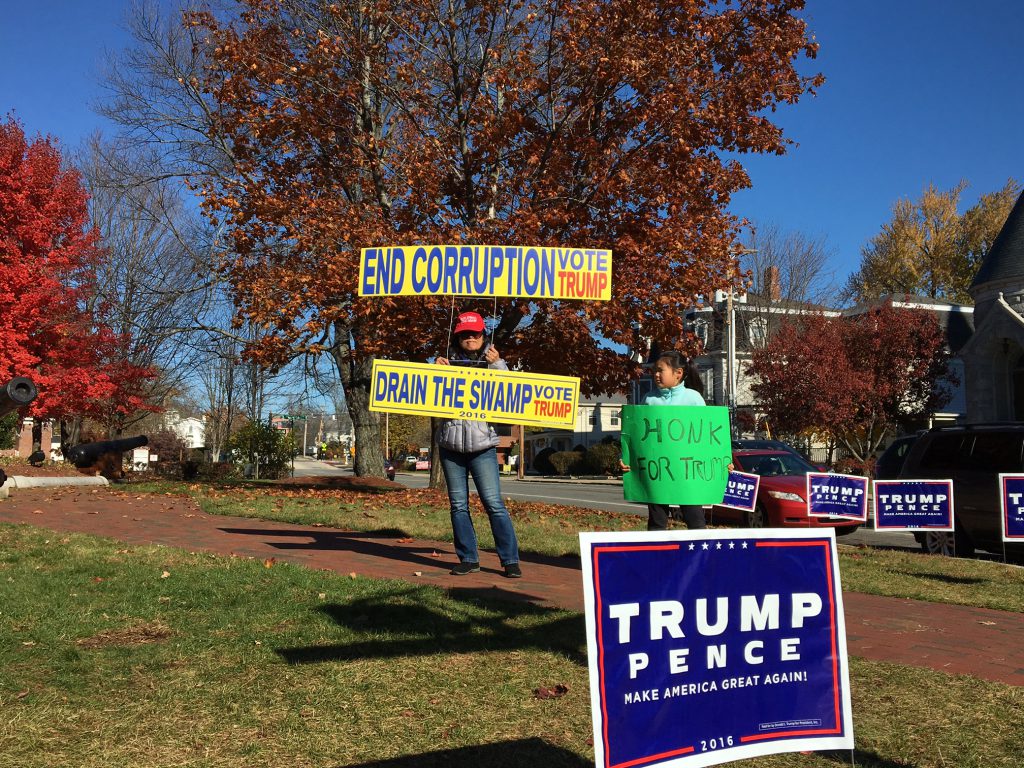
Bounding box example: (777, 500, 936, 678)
(742, 542, 749, 549)
(728, 542, 735, 549)
(715, 542, 722, 550)
(688, 543, 696, 551)
(702, 543, 710, 550)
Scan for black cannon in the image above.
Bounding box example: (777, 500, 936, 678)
(66, 435, 148, 479)
(0, 377, 37, 420)
(0, 377, 38, 484)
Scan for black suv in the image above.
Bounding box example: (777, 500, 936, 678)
(874, 434, 921, 480)
(897, 423, 1024, 560)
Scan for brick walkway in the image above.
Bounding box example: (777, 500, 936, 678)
(2, 485, 1022, 687)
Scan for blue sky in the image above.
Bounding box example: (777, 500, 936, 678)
(3, 1, 1023, 288)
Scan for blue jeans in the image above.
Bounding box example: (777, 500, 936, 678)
(439, 446, 520, 566)
(647, 504, 707, 531)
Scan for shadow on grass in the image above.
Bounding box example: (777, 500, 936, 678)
(820, 748, 919, 768)
(218, 526, 584, 574)
(219, 526, 452, 569)
(337, 738, 589, 767)
(892, 570, 987, 586)
(275, 585, 586, 666)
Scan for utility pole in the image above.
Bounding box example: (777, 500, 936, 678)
(725, 248, 757, 438)
(726, 283, 736, 432)
(517, 424, 525, 480)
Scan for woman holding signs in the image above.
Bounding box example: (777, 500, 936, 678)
(621, 350, 710, 531)
(434, 311, 522, 578)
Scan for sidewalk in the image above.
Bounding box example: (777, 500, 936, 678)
(2, 485, 1022, 687)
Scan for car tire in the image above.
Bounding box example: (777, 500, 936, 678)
(921, 527, 974, 558)
(743, 503, 768, 529)
(836, 524, 859, 536)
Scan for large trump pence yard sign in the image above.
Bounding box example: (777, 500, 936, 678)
(580, 529, 854, 768)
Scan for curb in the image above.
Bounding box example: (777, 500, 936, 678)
(0, 475, 109, 498)
(512, 476, 622, 485)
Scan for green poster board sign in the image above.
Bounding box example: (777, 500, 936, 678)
(621, 405, 733, 505)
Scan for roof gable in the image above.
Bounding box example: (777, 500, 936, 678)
(971, 190, 1024, 289)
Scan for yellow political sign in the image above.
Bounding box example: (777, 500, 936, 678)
(359, 244, 612, 300)
(369, 359, 579, 427)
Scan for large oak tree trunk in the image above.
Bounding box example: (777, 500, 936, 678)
(345, 364, 383, 477)
(331, 321, 383, 478)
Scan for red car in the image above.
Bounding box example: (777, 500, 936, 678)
(709, 450, 859, 534)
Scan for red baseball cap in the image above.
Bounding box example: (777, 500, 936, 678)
(454, 311, 485, 335)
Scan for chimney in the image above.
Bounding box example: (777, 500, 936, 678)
(764, 266, 781, 302)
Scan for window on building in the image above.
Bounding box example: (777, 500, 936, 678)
(633, 377, 656, 404)
(611, 409, 621, 426)
(692, 318, 709, 347)
(588, 410, 597, 426)
(700, 368, 714, 401)
(748, 317, 768, 348)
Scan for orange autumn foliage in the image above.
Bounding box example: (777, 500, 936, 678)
(186, 0, 822, 472)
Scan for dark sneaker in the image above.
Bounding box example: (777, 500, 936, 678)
(450, 561, 480, 575)
(503, 563, 522, 579)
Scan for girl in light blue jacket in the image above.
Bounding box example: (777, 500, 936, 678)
(624, 350, 709, 530)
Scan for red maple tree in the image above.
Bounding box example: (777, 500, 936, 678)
(0, 118, 156, 441)
(748, 301, 953, 464)
(183, 0, 822, 475)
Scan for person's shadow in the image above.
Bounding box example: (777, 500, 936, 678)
(337, 738, 590, 767)
(274, 584, 586, 666)
(218, 525, 584, 574)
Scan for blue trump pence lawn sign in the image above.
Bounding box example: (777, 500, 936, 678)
(720, 471, 760, 513)
(580, 529, 854, 768)
(806, 473, 869, 522)
(999, 474, 1024, 541)
(872, 480, 954, 532)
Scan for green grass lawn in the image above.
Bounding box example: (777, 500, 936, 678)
(1, 524, 1022, 768)
(4, 476, 1024, 766)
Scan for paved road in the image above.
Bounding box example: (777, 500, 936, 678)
(291, 457, 921, 551)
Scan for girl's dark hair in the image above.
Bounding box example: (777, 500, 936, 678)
(656, 351, 704, 399)
(656, 350, 687, 371)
